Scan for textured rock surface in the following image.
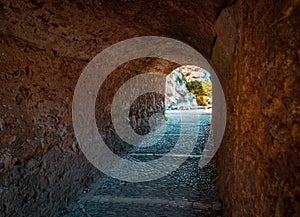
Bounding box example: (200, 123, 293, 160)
(95, 58, 177, 153)
(165, 67, 197, 109)
(60, 110, 220, 217)
(0, 0, 299, 216)
(214, 1, 300, 217)
(0, 9, 101, 214)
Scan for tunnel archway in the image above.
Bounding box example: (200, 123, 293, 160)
(70, 46, 227, 215)
(0, 1, 298, 216)
(73, 36, 227, 182)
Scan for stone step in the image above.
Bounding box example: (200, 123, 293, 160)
(81, 195, 221, 211)
(129, 153, 202, 158)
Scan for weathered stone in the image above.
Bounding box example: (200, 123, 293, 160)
(0, 0, 298, 216)
(217, 1, 300, 217)
(192, 202, 211, 210)
(25, 158, 39, 171)
(0, 149, 13, 169)
(0, 135, 16, 144)
(212, 202, 222, 211)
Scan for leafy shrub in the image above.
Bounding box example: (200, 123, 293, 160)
(196, 96, 208, 106)
(185, 80, 206, 96)
(185, 80, 211, 106)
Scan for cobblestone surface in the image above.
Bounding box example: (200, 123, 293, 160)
(60, 110, 222, 217)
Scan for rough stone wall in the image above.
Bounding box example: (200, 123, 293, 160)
(212, 3, 240, 217)
(1, 1, 208, 215)
(216, 1, 300, 216)
(1, 0, 299, 216)
(0, 33, 101, 216)
(95, 58, 178, 155)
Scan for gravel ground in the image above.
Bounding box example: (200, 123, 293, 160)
(60, 110, 222, 217)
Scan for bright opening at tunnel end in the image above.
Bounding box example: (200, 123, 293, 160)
(72, 36, 227, 182)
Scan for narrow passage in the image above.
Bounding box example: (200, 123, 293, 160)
(60, 110, 222, 217)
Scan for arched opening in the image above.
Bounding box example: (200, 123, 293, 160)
(66, 53, 225, 216)
(165, 65, 212, 110)
(0, 1, 298, 216)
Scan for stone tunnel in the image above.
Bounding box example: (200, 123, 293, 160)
(0, 0, 299, 216)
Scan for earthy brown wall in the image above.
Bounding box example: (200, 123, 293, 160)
(0, 25, 101, 216)
(0, 0, 223, 215)
(0, 0, 299, 216)
(95, 58, 178, 155)
(215, 1, 300, 216)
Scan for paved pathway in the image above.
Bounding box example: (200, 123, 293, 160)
(60, 109, 222, 217)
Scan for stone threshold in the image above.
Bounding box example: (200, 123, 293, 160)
(129, 153, 202, 158)
(82, 195, 221, 211)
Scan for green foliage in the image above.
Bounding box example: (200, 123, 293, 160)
(185, 80, 206, 96)
(185, 80, 212, 106)
(196, 96, 208, 106)
(201, 81, 212, 98)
